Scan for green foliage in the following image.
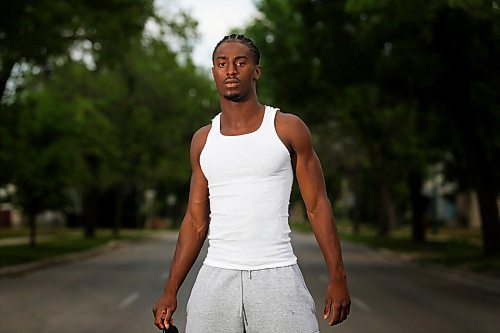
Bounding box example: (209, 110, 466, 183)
(0, 0, 155, 103)
(0, 2, 218, 236)
(2, 88, 83, 214)
(3, 34, 216, 217)
(345, 0, 389, 12)
(245, 0, 500, 250)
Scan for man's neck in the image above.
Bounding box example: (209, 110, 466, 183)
(219, 96, 262, 119)
(218, 97, 265, 135)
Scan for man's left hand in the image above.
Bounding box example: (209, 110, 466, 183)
(323, 278, 351, 326)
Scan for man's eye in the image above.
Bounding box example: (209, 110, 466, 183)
(218, 63, 226, 68)
(237, 62, 246, 67)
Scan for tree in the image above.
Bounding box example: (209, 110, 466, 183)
(0, 0, 218, 242)
(4, 33, 218, 239)
(431, 4, 500, 254)
(245, 0, 418, 235)
(345, 0, 500, 253)
(1, 79, 91, 245)
(0, 0, 155, 102)
(1, 0, 155, 244)
(245, 0, 499, 252)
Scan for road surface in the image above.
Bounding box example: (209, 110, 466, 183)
(1, 232, 499, 333)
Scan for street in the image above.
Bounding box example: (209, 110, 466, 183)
(1, 232, 499, 333)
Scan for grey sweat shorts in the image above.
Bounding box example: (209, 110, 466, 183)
(186, 264, 320, 333)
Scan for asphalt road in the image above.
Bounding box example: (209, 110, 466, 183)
(1, 232, 499, 333)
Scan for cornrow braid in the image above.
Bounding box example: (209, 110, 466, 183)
(212, 34, 261, 65)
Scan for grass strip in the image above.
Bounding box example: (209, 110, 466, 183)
(0, 228, 154, 268)
(290, 220, 500, 277)
(0, 237, 111, 268)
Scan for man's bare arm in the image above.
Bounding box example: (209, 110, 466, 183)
(276, 113, 351, 326)
(153, 125, 211, 330)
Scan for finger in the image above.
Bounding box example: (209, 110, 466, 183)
(340, 304, 351, 321)
(323, 299, 332, 320)
(330, 304, 341, 326)
(340, 305, 349, 322)
(154, 309, 166, 330)
(163, 308, 172, 329)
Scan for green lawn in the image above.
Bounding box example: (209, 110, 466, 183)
(291, 220, 500, 278)
(0, 237, 111, 267)
(0, 228, 155, 268)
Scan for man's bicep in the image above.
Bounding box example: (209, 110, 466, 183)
(278, 113, 330, 209)
(290, 121, 329, 211)
(295, 150, 328, 209)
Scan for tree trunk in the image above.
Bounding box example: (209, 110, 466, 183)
(472, 148, 500, 255)
(113, 186, 125, 238)
(28, 213, 37, 247)
(408, 171, 427, 243)
(477, 186, 500, 255)
(82, 189, 99, 238)
(352, 212, 361, 235)
(377, 166, 395, 236)
(82, 154, 101, 238)
(433, 7, 500, 255)
(457, 109, 500, 255)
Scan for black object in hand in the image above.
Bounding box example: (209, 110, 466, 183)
(163, 324, 179, 333)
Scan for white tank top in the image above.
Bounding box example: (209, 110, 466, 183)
(200, 106, 297, 270)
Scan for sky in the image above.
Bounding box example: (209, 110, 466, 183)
(156, 0, 259, 69)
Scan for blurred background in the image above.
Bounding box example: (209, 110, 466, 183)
(0, 0, 499, 332)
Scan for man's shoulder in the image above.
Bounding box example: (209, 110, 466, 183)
(191, 123, 212, 155)
(275, 110, 310, 135)
(193, 123, 212, 140)
(274, 110, 312, 151)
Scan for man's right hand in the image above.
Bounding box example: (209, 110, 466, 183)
(153, 291, 177, 330)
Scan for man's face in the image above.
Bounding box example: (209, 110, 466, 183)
(212, 42, 261, 102)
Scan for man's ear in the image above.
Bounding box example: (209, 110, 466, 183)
(253, 65, 261, 81)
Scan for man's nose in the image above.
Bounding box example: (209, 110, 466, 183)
(227, 62, 238, 76)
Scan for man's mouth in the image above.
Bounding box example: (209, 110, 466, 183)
(224, 78, 240, 87)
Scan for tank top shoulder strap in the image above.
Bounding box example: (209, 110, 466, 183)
(209, 113, 222, 137)
(261, 105, 279, 133)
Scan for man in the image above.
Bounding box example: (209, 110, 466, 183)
(153, 34, 350, 332)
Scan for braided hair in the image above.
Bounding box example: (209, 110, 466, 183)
(212, 34, 261, 65)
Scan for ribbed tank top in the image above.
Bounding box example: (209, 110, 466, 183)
(199, 106, 297, 270)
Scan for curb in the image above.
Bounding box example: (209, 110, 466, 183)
(0, 240, 121, 277)
(375, 247, 500, 296)
(421, 261, 500, 295)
